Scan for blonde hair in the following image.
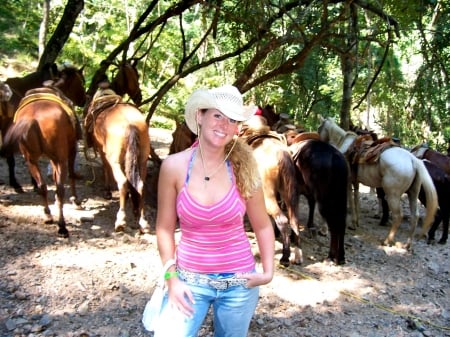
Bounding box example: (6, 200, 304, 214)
(226, 138, 261, 199)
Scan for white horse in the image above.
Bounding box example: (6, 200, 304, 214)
(318, 116, 437, 249)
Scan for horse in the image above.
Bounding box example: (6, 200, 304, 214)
(318, 116, 438, 249)
(0, 84, 82, 237)
(377, 159, 449, 245)
(169, 120, 196, 155)
(110, 61, 142, 105)
(290, 137, 348, 265)
(240, 126, 302, 266)
(3, 64, 86, 192)
(84, 85, 151, 233)
(411, 143, 450, 176)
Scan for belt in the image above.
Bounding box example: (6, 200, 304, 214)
(177, 269, 248, 290)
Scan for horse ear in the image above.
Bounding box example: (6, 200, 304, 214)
(318, 114, 324, 122)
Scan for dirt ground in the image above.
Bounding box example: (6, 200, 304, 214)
(0, 128, 449, 337)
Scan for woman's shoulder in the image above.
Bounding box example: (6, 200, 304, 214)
(162, 147, 193, 169)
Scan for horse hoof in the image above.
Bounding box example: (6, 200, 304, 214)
(140, 226, 151, 234)
(14, 187, 25, 194)
(115, 224, 126, 232)
(279, 258, 290, 267)
(438, 239, 446, 245)
(57, 228, 69, 238)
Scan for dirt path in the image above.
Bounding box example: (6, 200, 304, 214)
(0, 128, 449, 337)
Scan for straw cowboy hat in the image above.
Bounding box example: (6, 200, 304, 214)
(184, 85, 256, 134)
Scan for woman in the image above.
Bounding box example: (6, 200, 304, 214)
(155, 85, 275, 336)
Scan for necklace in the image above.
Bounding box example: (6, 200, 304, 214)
(198, 138, 237, 182)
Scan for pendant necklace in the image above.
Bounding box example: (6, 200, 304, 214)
(198, 138, 237, 183)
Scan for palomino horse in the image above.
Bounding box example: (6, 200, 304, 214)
(3, 64, 86, 192)
(110, 61, 142, 105)
(290, 137, 348, 264)
(318, 117, 437, 249)
(378, 159, 450, 245)
(240, 126, 301, 266)
(0, 84, 82, 237)
(84, 86, 150, 233)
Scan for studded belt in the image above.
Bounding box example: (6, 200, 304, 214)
(177, 269, 248, 290)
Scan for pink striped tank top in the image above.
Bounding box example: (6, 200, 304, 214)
(175, 148, 256, 273)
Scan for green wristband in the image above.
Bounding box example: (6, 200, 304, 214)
(164, 271, 178, 280)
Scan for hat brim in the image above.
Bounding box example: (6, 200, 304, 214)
(184, 89, 256, 135)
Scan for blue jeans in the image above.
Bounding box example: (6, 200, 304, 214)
(153, 273, 259, 337)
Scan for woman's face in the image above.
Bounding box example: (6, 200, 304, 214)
(197, 109, 239, 145)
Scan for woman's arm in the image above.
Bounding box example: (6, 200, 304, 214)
(244, 187, 275, 287)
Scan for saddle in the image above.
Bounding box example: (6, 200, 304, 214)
(15, 87, 82, 140)
(239, 125, 287, 147)
(347, 135, 399, 165)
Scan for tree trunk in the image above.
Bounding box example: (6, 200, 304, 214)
(38, 0, 50, 59)
(37, 0, 84, 71)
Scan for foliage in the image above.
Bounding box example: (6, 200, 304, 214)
(0, 0, 449, 149)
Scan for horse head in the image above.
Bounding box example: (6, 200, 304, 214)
(55, 65, 86, 107)
(110, 61, 142, 105)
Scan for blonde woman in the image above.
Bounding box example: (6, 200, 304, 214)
(155, 85, 274, 336)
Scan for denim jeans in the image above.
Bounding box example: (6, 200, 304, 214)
(153, 272, 259, 337)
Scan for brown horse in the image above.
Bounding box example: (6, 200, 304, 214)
(110, 61, 142, 105)
(240, 126, 301, 266)
(3, 64, 86, 192)
(411, 144, 450, 176)
(0, 84, 82, 237)
(84, 86, 150, 233)
(169, 120, 197, 155)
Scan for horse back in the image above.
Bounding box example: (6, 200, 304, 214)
(93, 104, 150, 159)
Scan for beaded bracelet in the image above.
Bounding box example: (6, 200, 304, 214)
(164, 271, 179, 280)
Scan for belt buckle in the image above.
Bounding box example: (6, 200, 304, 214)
(209, 279, 228, 290)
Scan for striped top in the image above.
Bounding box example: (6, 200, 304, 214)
(175, 148, 256, 273)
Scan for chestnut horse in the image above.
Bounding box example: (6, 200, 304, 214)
(240, 127, 301, 266)
(84, 87, 150, 233)
(3, 64, 86, 192)
(0, 85, 82, 237)
(290, 137, 348, 265)
(110, 61, 142, 105)
(318, 116, 438, 249)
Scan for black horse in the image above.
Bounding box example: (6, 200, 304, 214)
(290, 138, 349, 265)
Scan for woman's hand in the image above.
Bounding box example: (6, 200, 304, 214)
(167, 277, 195, 317)
(237, 271, 273, 288)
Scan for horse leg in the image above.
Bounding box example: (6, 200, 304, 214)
(439, 213, 449, 244)
(383, 193, 406, 247)
(376, 188, 390, 226)
(265, 194, 293, 266)
(67, 146, 81, 209)
(7, 155, 24, 193)
(53, 163, 69, 238)
(110, 163, 128, 232)
(26, 160, 53, 225)
(427, 209, 442, 244)
(305, 196, 317, 238)
(351, 181, 360, 229)
(347, 179, 358, 229)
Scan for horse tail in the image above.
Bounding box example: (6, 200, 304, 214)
(414, 156, 438, 236)
(0, 119, 43, 157)
(278, 149, 299, 227)
(125, 125, 145, 199)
